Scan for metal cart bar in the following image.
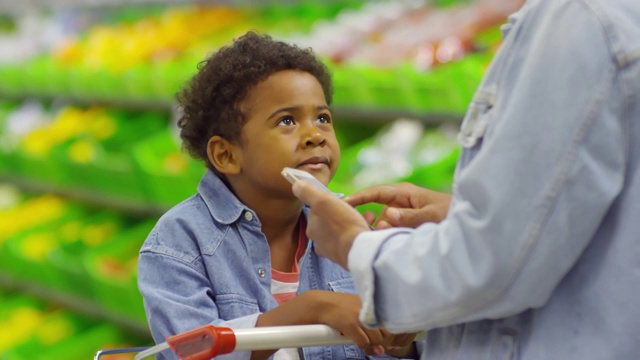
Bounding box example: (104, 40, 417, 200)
(96, 324, 424, 360)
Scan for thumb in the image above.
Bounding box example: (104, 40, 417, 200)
(292, 179, 332, 208)
(384, 207, 435, 228)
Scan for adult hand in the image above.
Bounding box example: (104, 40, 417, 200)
(292, 181, 370, 270)
(308, 291, 401, 355)
(345, 182, 452, 229)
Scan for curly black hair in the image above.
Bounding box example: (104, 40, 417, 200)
(177, 31, 334, 175)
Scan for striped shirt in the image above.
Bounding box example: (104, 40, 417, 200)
(271, 218, 308, 305)
(271, 218, 308, 360)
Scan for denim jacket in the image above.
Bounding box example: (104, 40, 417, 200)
(348, 0, 640, 359)
(138, 170, 388, 360)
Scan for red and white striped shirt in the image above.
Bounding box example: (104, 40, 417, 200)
(271, 218, 308, 305)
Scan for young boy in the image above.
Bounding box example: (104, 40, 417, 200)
(137, 31, 417, 360)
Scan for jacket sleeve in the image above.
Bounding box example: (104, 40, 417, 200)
(138, 228, 259, 360)
(348, 0, 627, 333)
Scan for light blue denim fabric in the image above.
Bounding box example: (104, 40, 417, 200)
(348, 0, 640, 359)
(138, 170, 381, 360)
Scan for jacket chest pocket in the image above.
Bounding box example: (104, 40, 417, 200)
(456, 90, 497, 170)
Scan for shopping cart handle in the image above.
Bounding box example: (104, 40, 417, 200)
(133, 325, 236, 360)
(167, 325, 236, 360)
(134, 324, 424, 360)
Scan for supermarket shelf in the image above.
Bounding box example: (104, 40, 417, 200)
(0, 272, 151, 338)
(0, 92, 464, 125)
(0, 174, 170, 217)
(336, 106, 463, 126)
(0, 0, 327, 14)
(0, 93, 174, 113)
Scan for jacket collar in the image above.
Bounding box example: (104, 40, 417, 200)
(196, 169, 313, 227)
(197, 169, 251, 225)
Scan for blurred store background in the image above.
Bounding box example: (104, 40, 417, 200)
(0, 0, 523, 358)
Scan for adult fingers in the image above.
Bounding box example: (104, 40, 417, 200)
(388, 333, 417, 348)
(380, 206, 444, 228)
(375, 220, 392, 230)
(343, 184, 406, 208)
(342, 326, 374, 352)
(362, 210, 376, 226)
(360, 328, 389, 355)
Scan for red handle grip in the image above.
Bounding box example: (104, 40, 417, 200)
(166, 325, 237, 360)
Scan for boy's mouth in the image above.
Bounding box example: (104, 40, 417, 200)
(297, 156, 329, 171)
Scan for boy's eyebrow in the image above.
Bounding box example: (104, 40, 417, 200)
(267, 105, 331, 121)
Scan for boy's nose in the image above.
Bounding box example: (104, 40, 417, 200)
(302, 129, 326, 148)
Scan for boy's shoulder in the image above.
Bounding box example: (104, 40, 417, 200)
(141, 194, 229, 258)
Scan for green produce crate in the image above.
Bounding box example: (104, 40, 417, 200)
(66, 65, 107, 100)
(355, 65, 428, 110)
(11, 323, 143, 360)
(0, 100, 18, 175)
(0, 148, 11, 175)
(1, 310, 96, 360)
(20, 56, 58, 97)
(83, 219, 157, 323)
(410, 66, 457, 113)
(0, 62, 27, 95)
(97, 69, 128, 101)
(47, 211, 125, 299)
(3, 226, 67, 291)
(51, 109, 165, 201)
(332, 119, 382, 150)
(150, 58, 194, 102)
(1, 204, 85, 289)
(0, 295, 47, 354)
(133, 129, 204, 207)
(331, 64, 373, 108)
(13, 145, 68, 187)
(0, 196, 77, 277)
(68, 148, 148, 201)
(122, 65, 156, 100)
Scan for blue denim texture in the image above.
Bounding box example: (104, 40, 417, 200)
(349, 0, 640, 358)
(139, 171, 382, 360)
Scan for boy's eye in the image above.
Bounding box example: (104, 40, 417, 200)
(317, 114, 331, 124)
(277, 117, 295, 126)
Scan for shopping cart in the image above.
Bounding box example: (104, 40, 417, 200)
(94, 346, 152, 359)
(95, 324, 374, 359)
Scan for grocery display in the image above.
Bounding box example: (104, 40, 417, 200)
(0, 0, 521, 358)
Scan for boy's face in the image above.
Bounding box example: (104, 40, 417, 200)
(234, 69, 339, 197)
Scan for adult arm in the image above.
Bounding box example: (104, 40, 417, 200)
(296, 0, 627, 333)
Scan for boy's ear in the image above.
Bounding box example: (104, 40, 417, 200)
(207, 136, 241, 175)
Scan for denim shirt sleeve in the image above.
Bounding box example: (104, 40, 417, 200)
(348, 0, 627, 333)
(138, 225, 260, 360)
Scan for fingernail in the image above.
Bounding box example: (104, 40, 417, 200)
(387, 208, 400, 221)
(374, 346, 384, 355)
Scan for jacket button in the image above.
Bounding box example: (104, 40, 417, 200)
(258, 268, 266, 278)
(244, 212, 254, 221)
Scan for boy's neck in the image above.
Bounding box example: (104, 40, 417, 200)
(231, 183, 304, 272)
(255, 200, 302, 243)
(230, 182, 303, 243)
